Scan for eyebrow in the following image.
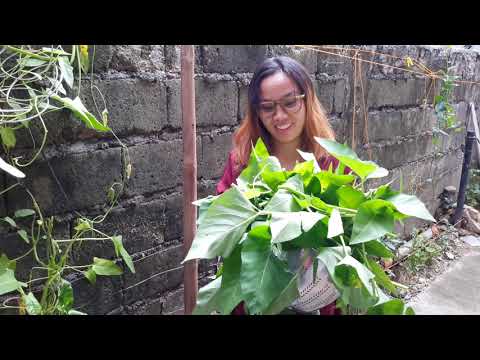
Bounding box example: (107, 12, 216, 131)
(260, 90, 296, 102)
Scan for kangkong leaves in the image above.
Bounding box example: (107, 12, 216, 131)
(386, 193, 436, 222)
(350, 200, 395, 245)
(184, 186, 259, 261)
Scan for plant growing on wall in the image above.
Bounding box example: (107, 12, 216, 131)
(184, 137, 436, 315)
(0, 45, 134, 315)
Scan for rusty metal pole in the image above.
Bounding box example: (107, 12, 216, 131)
(181, 45, 198, 314)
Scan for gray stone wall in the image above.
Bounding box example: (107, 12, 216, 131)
(1, 45, 479, 315)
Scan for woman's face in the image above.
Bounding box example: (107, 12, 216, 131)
(258, 72, 306, 149)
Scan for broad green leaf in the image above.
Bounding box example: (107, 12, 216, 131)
(0, 155, 25, 178)
(240, 230, 295, 314)
(58, 56, 74, 89)
(0, 268, 26, 295)
(297, 149, 321, 173)
(287, 217, 329, 249)
(280, 174, 305, 194)
(305, 175, 321, 196)
(327, 208, 343, 238)
(270, 212, 302, 244)
(51, 95, 111, 132)
(91, 257, 123, 276)
(385, 193, 436, 222)
(300, 212, 325, 232)
(374, 183, 399, 200)
(2, 217, 17, 228)
(237, 138, 270, 188)
(314, 138, 378, 180)
(350, 200, 395, 245)
(14, 209, 35, 218)
(263, 273, 300, 315)
(316, 246, 349, 281)
(41, 47, 71, 56)
(261, 170, 287, 192)
(367, 299, 407, 315)
(0, 127, 16, 149)
(364, 239, 394, 258)
(17, 230, 29, 244)
(270, 211, 325, 244)
(0, 254, 16, 272)
(193, 195, 219, 225)
(192, 276, 222, 315)
(57, 278, 74, 313)
(83, 268, 96, 285)
(337, 186, 367, 209)
(23, 292, 42, 315)
(264, 189, 301, 212)
(111, 236, 135, 274)
(289, 160, 314, 182)
(317, 172, 355, 190)
(367, 258, 396, 294)
(335, 255, 376, 295)
(184, 186, 259, 261)
(217, 245, 244, 314)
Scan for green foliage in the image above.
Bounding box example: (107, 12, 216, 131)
(0, 45, 134, 315)
(185, 138, 436, 315)
(405, 233, 443, 274)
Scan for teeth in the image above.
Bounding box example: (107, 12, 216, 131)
(276, 123, 291, 130)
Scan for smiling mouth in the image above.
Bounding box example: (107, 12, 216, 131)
(275, 123, 293, 131)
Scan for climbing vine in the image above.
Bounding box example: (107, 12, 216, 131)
(0, 45, 134, 315)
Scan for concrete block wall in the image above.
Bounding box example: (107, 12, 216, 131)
(1, 45, 479, 315)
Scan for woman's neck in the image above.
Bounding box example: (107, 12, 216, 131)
(272, 140, 303, 171)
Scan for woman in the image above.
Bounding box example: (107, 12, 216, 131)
(216, 56, 343, 315)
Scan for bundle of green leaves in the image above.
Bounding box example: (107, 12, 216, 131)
(183, 137, 435, 315)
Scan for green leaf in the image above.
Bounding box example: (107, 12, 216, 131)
(23, 292, 42, 315)
(317, 172, 355, 190)
(240, 229, 296, 314)
(297, 149, 321, 173)
(83, 268, 96, 285)
(270, 211, 325, 244)
(41, 47, 71, 56)
(58, 56, 74, 89)
(14, 209, 35, 218)
(91, 257, 123, 276)
(365, 165, 389, 180)
(57, 278, 74, 313)
(263, 273, 300, 315)
(366, 258, 397, 294)
(405, 306, 415, 315)
(335, 255, 376, 296)
(0, 268, 26, 295)
(0, 127, 16, 149)
(192, 276, 222, 315)
(327, 208, 344, 238)
(367, 299, 407, 315)
(17, 230, 29, 244)
(264, 189, 301, 212)
(374, 183, 399, 200)
(193, 195, 219, 225)
(0, 254, 16, 272)
(314, 138, 378, 180)
(316, 246, 349, 281)
(2, 216, 17, 228)
(51, 95, 111, 132)
(184, 186, 259, 261)
(237, 138, 270, 189)
(364, 240, 394, 258)
(337, 186, 367, 209)
(350, 200, 395, 245)
(217, 245, 244, 314)
(74, 219, 91, 232)
(111, 235, 135, 274)
(385, 193, 436, 222)
(19, 57, 46, 67)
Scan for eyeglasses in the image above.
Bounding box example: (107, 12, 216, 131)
(258, 94, 305, 118)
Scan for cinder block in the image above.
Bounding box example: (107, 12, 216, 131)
(201, 45, 268, 73)
(125, 140, 185, 196)
(7, 148, 122, 215)
(199, 132, 234, 180)
(267, 45, 318, 74)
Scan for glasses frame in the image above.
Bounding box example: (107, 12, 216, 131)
(257, 93, 306, 119)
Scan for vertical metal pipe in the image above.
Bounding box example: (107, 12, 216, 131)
(451, 131, 476, 225)
(181, 45, 198, 314)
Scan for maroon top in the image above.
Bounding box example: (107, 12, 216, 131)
(216, 151, 347, 315)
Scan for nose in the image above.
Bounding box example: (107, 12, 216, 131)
(272, 104, 288, 122)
